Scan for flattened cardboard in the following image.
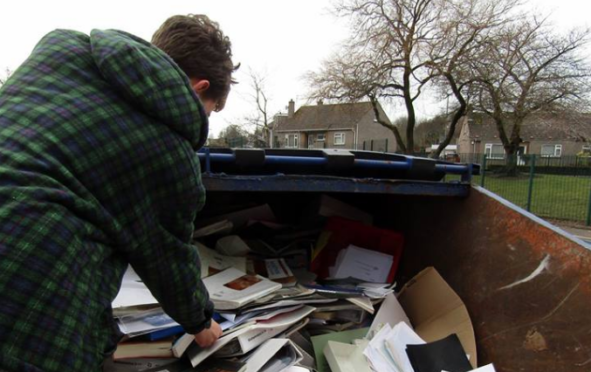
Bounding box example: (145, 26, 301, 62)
(397, 267, 477, 368)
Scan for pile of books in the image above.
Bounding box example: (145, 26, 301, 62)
(106, 195, 491, 372)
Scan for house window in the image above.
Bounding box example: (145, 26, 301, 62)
(316, 133, 325, 142)
(541, 144, 562, 158)
(334, 132, 346, 145)
(582, 145, 591, 153)
(285, 134, 299, 148)
(485, 143, 504, 159)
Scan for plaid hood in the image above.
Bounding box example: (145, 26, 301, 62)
(90, 29, 209, 150)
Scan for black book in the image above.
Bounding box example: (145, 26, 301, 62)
(405, 334, 473, 372)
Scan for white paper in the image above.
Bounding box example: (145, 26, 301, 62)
(241, 298, 337, 314)
(112, 266, 158, 309)
(219, 305, 303, 331)
(384, 322, 425, 372)
(363, 324, 398, 372)
(333, 245, 393, 283)
(368, 293, 411, 338)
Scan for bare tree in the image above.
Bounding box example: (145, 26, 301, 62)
(243, 68, 272, 147)
(217, 124, 250, 148)
(428, 0, 516, 158)
(469, 17, 591, 173)
(309, 0, 446, 154)
(308, 0, 515, 156)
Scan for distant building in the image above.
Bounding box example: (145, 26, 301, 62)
(457, 112, 591, 164)
(271, 100, 398, 152)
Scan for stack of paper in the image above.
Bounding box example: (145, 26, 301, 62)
(329, 245, 393, 283)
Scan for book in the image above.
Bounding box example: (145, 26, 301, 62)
(310, 327, 369, 372)
(193, 220, 233, 239)
(147, 325, 184, 341)
(242, 338, 303, 372)
(253, 258, 297, 287)
(196, 243, 247, 278)
(117, 308, 179, 338)
(114, 338, 175, 360)
(202, 268, 282, 310)
(213, 306, 316, 358)
(180, 306, 316, 366)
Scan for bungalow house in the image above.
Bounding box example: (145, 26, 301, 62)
(457, 112, 591, 164)
(271, 100, 398, 152)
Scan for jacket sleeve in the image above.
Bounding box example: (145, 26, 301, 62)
(121, 150, 214, 335)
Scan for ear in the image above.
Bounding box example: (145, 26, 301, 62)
(190, 78, 211, 95)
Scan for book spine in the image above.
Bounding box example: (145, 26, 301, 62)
(148, 325, 184, 341)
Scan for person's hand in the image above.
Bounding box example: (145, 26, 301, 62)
(194, 319, 222, 348)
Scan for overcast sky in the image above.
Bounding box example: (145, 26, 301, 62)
(1, 0, 589, 137)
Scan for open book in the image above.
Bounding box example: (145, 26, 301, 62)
(203, 268, 282, 310)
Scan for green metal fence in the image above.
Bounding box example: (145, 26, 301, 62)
(450, 153, 591, 225)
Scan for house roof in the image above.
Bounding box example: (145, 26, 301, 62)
(466, 112, 591, 142)
(274, 101, 386, 132)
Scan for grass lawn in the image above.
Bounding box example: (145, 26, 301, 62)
(447, 173, 591, 223)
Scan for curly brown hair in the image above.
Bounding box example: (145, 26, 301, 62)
(152, 14, 239, 109)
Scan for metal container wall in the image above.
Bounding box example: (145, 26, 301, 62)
(201, 183, 591, 372)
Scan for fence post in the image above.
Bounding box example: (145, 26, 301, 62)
(526, 155, 536, 212)
(480, 154, 487, 187)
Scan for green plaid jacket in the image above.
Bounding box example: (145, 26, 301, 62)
(0, 29, 213, 371)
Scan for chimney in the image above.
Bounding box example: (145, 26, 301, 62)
(288, 99, 295, 118)
(317, 99, 324, 106)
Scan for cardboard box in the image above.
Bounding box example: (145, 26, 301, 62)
(397, 267, 477, 368)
